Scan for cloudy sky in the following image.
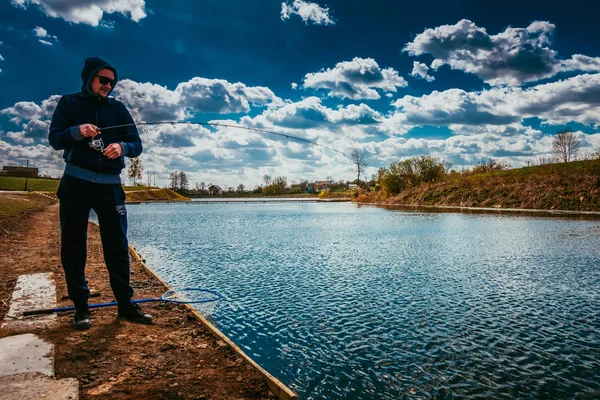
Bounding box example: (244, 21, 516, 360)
(1, 0, 599, 188)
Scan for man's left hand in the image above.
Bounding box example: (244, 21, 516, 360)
(103, 143, 123, 159)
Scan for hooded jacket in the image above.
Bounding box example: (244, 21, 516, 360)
(49, 57, 142, 178)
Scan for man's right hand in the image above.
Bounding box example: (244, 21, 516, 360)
(78, 124, 100, 138)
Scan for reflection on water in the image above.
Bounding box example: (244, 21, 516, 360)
(125, 202, 600, 399)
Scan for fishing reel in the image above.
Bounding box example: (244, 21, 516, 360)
(89, 137, 105, 153)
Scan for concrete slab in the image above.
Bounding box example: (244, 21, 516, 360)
(0, 373, 78, 400)
(2, 273, 57, 330)
(0, 334, 54, 377)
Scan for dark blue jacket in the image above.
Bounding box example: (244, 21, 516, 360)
(49, 57, 142, 175)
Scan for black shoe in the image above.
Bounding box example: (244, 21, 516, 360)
(117, 303, 153, 324)
(72, 308, 91, 330)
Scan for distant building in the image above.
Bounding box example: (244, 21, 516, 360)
(1, 165, 39, 178)
(311, 180, 333, 193)
(208, 184, 222, 195)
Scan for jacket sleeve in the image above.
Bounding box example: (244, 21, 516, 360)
(119, 104, 143, 158)
(48, 96, 85, 150)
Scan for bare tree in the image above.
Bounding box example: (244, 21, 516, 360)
(128, 158, 143, 186)
(350, 149, 367, 184)
(263, 175, 272, 186)
(237, 184, 245, 193)
(553, 128, 581, 163)
(178, 171, 189, 192)
(299, 179, 309, 192)
(169, 171, 179, 190)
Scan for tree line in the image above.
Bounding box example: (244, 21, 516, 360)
(125, 127, 592, 194)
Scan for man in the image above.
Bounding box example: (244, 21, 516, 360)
(49, 57, 152, 329)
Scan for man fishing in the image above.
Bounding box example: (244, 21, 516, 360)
(48, 56, 152, 329)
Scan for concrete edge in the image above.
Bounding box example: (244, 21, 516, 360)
(129, 246, 298, 400)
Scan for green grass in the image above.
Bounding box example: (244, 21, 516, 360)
(0, 177, 158, 193)
(0, 176, 60, 192)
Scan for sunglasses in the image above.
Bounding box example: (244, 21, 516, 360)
(96, 75, 116, 87)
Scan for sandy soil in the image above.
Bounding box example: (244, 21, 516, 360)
(0, 195, 272, 399)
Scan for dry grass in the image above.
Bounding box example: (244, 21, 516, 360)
(359, 159, 600, 211)
(125, 188, 190, 202)
(0, 193, 54, 217)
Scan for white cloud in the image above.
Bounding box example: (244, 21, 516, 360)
(387, 73, 600, 128)
(99, 19, 116, 29)
(113, 77, 283, 121)
(12, 0, 147, 27)
(391, 89, 519, 127)
(410, 61, 435, 82)
(242, 97, 382, 131)
(1, 101, 43, 123)
(175, 77, 281, 114)
(281, 0, 335, 25)
(497, 73, 600, 126)
(33, 26, 47, 36)
(176, 77, 283, 114)
(559, 54, 600, 74)
(33, 25, 58, 44)
(303, 57, 407, 100)
(404, 19, 600, 86)
(112, 80, 185, 122)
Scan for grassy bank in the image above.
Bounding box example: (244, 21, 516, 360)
(125, 188, 190, 202)
(0, 177, 188, 202)
(0, 176, 60, 191)
(358, 159, 600, 211)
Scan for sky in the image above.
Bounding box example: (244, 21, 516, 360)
(1, 0, 599, 189)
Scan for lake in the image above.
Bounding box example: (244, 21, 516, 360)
(124, 201, 600, 399)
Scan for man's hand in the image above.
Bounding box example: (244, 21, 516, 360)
(103, 143, 123, 159)
(79, 124, 100, 138)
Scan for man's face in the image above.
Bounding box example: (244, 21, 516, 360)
(90, 68, 115, 98)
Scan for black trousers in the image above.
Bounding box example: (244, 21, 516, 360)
(57, 173, 133, 309)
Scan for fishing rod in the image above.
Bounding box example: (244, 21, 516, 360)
(96, 121, 347, 156)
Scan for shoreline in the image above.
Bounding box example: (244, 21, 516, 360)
(128, 246, 296, 400)
(0, 193, 295, 399)
(354, 201, 600, 217)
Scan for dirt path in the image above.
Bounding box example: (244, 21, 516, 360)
(0, 198, 272, 399)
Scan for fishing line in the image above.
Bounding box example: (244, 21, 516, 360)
(23, 288, 223, 317)
(96, 121, 347, 156)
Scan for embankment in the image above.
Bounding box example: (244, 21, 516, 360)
(125, 188, 190, 203)
(357, 159, 600, 212)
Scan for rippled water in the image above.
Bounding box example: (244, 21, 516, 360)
(124, 202, 600, 399)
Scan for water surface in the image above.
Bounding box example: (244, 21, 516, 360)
(125, 202, 600, 399)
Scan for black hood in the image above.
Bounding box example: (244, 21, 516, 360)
(80, 57, 118, 96)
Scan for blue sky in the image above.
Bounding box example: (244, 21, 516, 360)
(1, 0, 599, 188)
